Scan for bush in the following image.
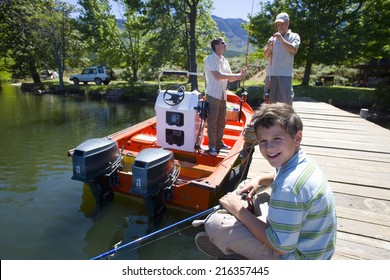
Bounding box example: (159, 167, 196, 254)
(294, 64, 359, 86)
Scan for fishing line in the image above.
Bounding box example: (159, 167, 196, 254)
(91, 204, 221, 259)
(242, 0, 255, 89)
(103, 224, 195, 260)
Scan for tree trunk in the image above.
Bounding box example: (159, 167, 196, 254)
(58, 9, 66, 93)
(302, 60, 312, 86)
(29, 57, 41, 84)
(187, 1, 198, 91)
(132, 68, 138, 82)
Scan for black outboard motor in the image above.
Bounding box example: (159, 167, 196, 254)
(71, 138, 122, 207)
(131, 148, 177, 218)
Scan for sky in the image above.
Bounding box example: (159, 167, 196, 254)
(212, 0, 261, 20)
(65, 0, 261, 21)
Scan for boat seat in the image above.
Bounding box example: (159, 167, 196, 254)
(222, 134, 240, 146)
(202, 132, 240, 147)
(224, 124, 243, 136)
(130, 134, 157, 145)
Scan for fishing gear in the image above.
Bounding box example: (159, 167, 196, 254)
(242, 0, 255, 90)
(195, 98, 208, 152)
(264, 38, 274, 104)
(91, 204, 221, 260)
(238, 0, 255, 122)
(264, 31, 278, 104)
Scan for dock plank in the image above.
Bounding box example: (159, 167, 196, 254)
(247, 100, 390, 260)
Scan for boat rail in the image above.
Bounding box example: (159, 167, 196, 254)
(158, 71, 204, 91)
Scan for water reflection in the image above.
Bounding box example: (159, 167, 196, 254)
(0, 84, 208, 260)
(79, 182, 205, 260)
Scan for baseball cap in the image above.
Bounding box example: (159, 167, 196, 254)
(274, 12, 289, 23)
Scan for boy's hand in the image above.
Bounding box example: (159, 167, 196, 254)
(237, 177, 260, 199)
(219, 192, 245, 217)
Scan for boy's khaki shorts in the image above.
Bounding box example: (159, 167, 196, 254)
(204, 180, 281, 260)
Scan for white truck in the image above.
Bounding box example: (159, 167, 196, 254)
(70, 66, 116, 85)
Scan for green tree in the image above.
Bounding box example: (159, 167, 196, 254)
(0, 51, 14, 82)
(143, 0, 218, 90)
(40, 1, 81, 90)
(0, 0, 85, 84)
(77, 0, 122, 66)
(0, 0, 49, 83)
(119, 0, 153, 82)
(348, 0, 390, 61)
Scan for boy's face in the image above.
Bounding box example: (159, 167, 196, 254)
(256, 124, 302, 168)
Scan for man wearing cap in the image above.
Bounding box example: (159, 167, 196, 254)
(264, 12, 300, 105)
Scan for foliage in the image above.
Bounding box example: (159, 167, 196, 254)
(1, 0, 388, 90)
(77, 0, 122, 66)
(0, 0, 86, 84)
(141, 0, 218, 89)
(294, 64, 359, 85)
(0, 51, 14, 82)
(0, 0, 48, 82)
(120, 4, 152, 82)
(39, 1, 82, 90)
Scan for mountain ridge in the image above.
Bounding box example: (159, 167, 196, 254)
(211, 15, 250, 55)
(117, 15, 251, 55)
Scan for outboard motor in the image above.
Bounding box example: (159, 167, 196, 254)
(131, 148, 178, 218)
(71, 138, 122, 207)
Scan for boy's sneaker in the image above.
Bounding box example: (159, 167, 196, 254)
(209, 147, 218, 156)
(195, 232, 245, 259)
(217, 142, 231, 150)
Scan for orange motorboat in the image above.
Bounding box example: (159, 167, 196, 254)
(68, 71, 254, 216)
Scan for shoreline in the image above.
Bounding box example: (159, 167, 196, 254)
(9, 81, 390, 130)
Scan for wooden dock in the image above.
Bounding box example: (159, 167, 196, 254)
(247, 100, 390, 259)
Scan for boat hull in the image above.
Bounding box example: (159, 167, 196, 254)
(70, 91, 254, 213)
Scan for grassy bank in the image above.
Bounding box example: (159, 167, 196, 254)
(22, 77, 389, 113)
(244, 83, 389, 112)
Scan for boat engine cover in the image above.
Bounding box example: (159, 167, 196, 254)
(131, 148, 174, 197)
(71, 138, 121, 182)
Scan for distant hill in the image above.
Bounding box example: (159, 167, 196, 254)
(117, 15, 252, 56)
(211, 15, 252, 56)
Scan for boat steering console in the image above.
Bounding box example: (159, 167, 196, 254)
(163, 85, 185, 106)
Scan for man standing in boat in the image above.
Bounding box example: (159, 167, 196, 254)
(204, 37, 247, 156)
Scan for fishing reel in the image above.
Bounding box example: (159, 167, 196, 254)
(196, 99, 208, 120)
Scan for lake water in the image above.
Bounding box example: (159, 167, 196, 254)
(0, 84, 209, 260)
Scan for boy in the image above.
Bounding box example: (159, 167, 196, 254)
(196, 103, 337, 259)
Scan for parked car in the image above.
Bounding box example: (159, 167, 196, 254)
(40, 69, 58, 80)
(69, 66, 116, 85)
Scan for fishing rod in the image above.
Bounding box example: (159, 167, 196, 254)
(91, 204, 221, 260)
(264, 33, 275, 104)
(241, 0, 254, 90)
(238, 0, 254, 122)
(243, 0, 255, 87)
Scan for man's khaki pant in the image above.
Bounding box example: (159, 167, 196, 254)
(206, 95, 226, 148)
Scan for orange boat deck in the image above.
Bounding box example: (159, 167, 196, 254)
(75, 91, 254, 212)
